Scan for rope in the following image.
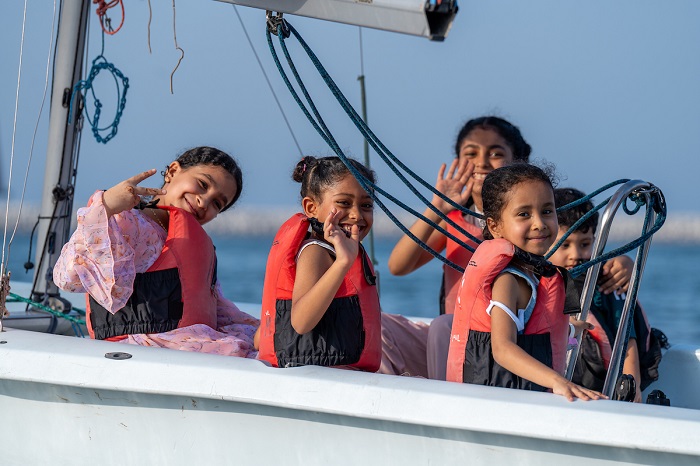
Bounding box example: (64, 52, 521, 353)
(7, 292, 86, 327)
(265, 18, 667, 276)
(93, 0, 124, 36)
(170, 0, 184, 94)
(232, 5, 303, 157)
(70, 50, 129, 144)
(266, 20, 480, 273)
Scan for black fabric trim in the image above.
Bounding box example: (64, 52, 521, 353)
(463, 330, 552, 392)
(274, 296, 364, 367)
(90, 267, 183, 340)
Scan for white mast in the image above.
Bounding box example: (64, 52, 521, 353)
(31, 0, 90, 303)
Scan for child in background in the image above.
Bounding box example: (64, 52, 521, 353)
(54, 146, 259, 357)
(257, 156, 429, 374)
(549, 188, 662, 401)
(446, 164, 605, 401)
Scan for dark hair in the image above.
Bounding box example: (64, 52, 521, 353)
(482, 163, 556, 240)
(454, 116, 531, 162)
(167, 146, 243, 211)
(554, 188, 598, 234)
(292, 155, 376, 200)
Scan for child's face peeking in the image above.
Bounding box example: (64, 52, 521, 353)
(457, 127, 515, 201)
(304, 174, 374, 241)
(159, 162, 238, 225)
(548, 227, 595, 269)
(486, 180, 558, 256)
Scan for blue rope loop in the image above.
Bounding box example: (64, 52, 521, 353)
(266, 20, 667, 276)
(69, 54, 129, 144)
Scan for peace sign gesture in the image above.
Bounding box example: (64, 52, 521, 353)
(102, 169, 166, 217)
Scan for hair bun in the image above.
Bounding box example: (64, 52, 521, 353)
(292, 155, 316, 183)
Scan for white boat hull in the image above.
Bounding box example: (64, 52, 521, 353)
(1, 326, 699, 465)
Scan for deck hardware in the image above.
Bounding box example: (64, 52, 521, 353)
(266, 11, 289, 38)
(105, 352, 132, 360)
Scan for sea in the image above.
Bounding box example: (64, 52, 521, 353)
(3, 232, 699, 346)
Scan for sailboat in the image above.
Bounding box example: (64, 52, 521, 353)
(1, 1, 699, 464)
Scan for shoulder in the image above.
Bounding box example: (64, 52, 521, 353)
(296, 238, 335, 264)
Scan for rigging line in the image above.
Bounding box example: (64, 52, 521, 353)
(147, 0, 153, 54)
(5, 0, 59, 269)
(2, 0, 30, 275)
(170, 0, 184, 94)
(231, 5, 303, 157)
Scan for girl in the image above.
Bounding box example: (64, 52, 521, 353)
(446, 164, 606, 401)
(53, 146, 259, 357)
(257, 156, 382, 370)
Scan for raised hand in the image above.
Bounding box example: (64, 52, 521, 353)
(102, 169, 166, 217)
(323, 208, 359, 269)
(431, 158, 473, 214)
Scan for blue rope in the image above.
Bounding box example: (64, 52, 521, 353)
(266, 19, 667, 276)
(69, 54, 129, 144)
(267, 24, 471, 272)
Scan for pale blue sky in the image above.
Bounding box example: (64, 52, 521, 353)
(1, 0, 699, 221)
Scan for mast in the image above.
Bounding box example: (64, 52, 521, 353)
(31, 0, 90, 303)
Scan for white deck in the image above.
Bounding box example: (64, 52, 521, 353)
(1, 325, 699, 465)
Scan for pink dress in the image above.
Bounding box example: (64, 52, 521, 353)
(54, 191, 259, 358)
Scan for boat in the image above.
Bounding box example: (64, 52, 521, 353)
(1, 1, 699, 464)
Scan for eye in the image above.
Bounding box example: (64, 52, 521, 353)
(198, 179, 208, 189)
(214, 200, 223, 211)
(362, 202, 374, 210)
(489, 152, 504, 158)
(461, 152, 477, 158)
(543, 209, 554, 215)
(517, 211, 530, 218)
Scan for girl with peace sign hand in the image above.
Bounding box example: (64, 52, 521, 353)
(54, 147, 259, 358)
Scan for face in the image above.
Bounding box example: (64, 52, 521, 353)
(548, 227, 594, 269)
(304, 174, 374, 241)
(159, 162, 238, 225)
(458, 127, 515, 200)
(487, 180, 558, 256)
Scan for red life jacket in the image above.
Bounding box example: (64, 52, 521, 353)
(86, 206, 218, 340)
(258, 213, 381, 371)
(441, 210, 482, 314)
(446, 239, 569, 391)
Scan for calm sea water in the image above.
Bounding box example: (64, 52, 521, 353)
(4, 232, 699, 345)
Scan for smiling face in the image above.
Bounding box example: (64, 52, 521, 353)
(487, 180, 558, 256)
(548, 227, 594, 269)
(159, 162, 238, 225)
(304, 174, 374, 241)
(458, 127, 515, 204)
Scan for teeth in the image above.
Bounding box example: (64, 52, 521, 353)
(472, 173, 487, 180)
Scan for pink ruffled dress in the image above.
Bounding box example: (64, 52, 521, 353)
(54, 191, 259, 358)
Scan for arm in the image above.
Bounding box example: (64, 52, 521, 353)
(53, 170, 167, 313)
(623, 338, 643, 403)
(387, 158, 473, 275)
(490, 273, 606, 401)
(291, 208, 359, 334)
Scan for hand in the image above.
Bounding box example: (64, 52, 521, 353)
(552, 377, 608, 402)
(599, 255, 633, 295)
(431, 158, 473, 214)
(323, 208, 359, 269)
(569, 316, 594, 337)
(102, 169, 166, 217)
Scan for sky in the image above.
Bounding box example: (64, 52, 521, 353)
(1, 0, 700, 226)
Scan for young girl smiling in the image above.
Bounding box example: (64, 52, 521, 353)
(446, 164, 606, 401)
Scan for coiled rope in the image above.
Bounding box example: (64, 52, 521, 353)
(69, 31, 129, 144)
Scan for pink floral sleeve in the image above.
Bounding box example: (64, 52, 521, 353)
(53, 191, 167, 314)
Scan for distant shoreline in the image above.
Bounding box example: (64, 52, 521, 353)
(2, 203, 697, 243)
